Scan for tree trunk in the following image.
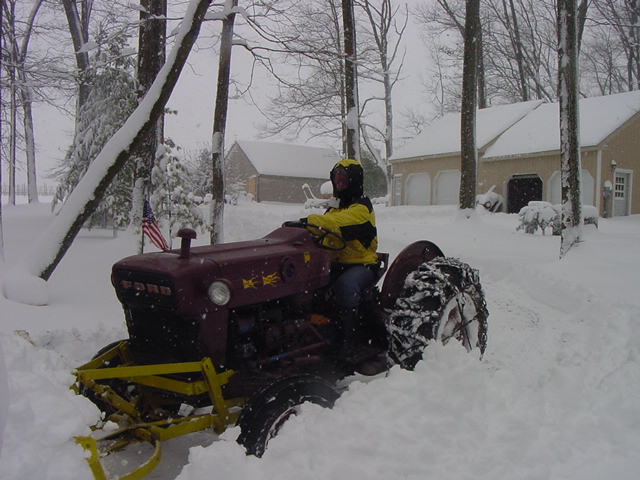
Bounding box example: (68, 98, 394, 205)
(9, 55, 16, 206)
(210, 0, 237, 245)
(459, 0, 479, 211)
(21, 0, 211, 282)
(14, 0, 44, 203)
(61, 0, 92, 114)
(0, 2, 4, 259)
(557, 0, 582, 258)
(133, 0, 167, 252)
(477, 24, 487, 109)
(342, 0, 361, 161)
(506, 0, 529, 101)
(18, 71, 38, 203)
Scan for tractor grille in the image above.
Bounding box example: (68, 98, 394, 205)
(114, 270, 177, 310)
(125, 308, 200, 363)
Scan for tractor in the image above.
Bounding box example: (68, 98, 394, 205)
(73, 223, 488, 479)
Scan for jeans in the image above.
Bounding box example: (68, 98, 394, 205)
(332, 264, 376, 309)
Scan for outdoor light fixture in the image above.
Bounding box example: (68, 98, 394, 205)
(611, 159, 617, 169)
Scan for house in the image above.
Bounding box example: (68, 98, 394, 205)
(225, 140, 339, 203)
(389, 90, 640, 217)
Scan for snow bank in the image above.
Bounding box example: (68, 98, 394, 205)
(0, 331, 101, 479)
(0, 342, 7, 456)
(1, 199, 639, 479)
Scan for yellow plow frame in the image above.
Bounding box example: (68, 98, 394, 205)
(73, 341, 244, 480)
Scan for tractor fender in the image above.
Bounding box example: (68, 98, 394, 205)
(379, 241, 445, 309)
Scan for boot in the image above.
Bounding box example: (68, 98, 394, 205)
(355, 354, 391, 376)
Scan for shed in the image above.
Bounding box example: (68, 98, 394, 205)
(225, 140, 339, 203)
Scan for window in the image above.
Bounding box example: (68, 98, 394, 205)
(615, 174, 626, 199)
(393, 175, 402, 206)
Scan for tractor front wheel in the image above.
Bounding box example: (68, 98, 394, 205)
(386, 257, 488, 370)
(79, 340, 130, 416)
(236, 374, 339, 457)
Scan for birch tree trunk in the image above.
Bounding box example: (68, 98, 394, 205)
(557, 0, 583, 258)
(342, 0, 361, 161)
(0, 3, 4, 259)
(13, 0, 212, 284)
(459, 0, 479, 211)
(210, 0, 237, 245)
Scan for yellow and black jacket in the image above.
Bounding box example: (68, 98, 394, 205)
(307, 198, 378, 265)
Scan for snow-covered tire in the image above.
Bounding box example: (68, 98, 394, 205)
(386, 257, 488, 370)
(236, 375, 339, 457)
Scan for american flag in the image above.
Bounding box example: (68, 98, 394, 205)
(142, 200, 169, 251)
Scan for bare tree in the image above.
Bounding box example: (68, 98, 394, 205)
(1, 0, 44, 204)
(459, 0, 479, 211)
(581, 26, 629, 95)
(357, 0, 407, 163)
(415, 0, 487, 108)
(210, 0, 238, 244)
(416, 0, 590, 108)
(249, 0, 348, 145)
(593, 0, 640, 91)
(557, 0, 582, 258)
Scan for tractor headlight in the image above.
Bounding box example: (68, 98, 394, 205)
(208, 281, 231, 306)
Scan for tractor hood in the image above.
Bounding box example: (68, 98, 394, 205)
(111, 226, 333, 314)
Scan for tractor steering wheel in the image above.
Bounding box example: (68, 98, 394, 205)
(282, 221, 346, 251)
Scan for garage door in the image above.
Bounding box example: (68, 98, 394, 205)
(434, 170, 460, 205)
(405, 173, 431, 205)
(549, 169, 595, 206)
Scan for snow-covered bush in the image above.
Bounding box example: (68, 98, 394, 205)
(518, 202, 599, 235)
(52, 34, 137, 228)
(583, 205, 599, 227)
(151, 141, 206, 246)
(517, 202, 561, 235)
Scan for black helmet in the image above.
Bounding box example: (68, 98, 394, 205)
(330, 159, 363, 205)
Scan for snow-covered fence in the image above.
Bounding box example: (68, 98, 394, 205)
(517, 201, 598, 235)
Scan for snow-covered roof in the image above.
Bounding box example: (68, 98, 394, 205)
(233, 140, 339, 179)
(483, 90, 640, 159)
(391, 100, 543, 161)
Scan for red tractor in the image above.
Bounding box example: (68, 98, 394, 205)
(73, 224, 488, 478)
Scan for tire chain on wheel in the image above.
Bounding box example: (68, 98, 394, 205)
(386, 257, 488, 370)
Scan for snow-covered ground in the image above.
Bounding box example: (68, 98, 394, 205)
(1, 198, 639, 479)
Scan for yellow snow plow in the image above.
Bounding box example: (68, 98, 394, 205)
(72, 341, 244, 480)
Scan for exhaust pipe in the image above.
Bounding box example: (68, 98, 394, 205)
(177, 228, 197, 259)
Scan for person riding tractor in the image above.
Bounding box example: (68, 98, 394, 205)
(301, 159, 381, 362)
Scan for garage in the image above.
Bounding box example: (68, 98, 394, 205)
(548, 169, 595, 206)
(405, 173, 431, 205)
(434, 170, 461, 205)
(507, 174, 542, 213)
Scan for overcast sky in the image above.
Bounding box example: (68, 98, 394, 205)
(25, 1, 428, 186)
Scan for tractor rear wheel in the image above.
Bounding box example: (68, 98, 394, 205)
(386, 257, 488, 370)
(236, 374, 339, 457)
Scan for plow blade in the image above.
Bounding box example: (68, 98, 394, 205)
(73, 342, 244, 479)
